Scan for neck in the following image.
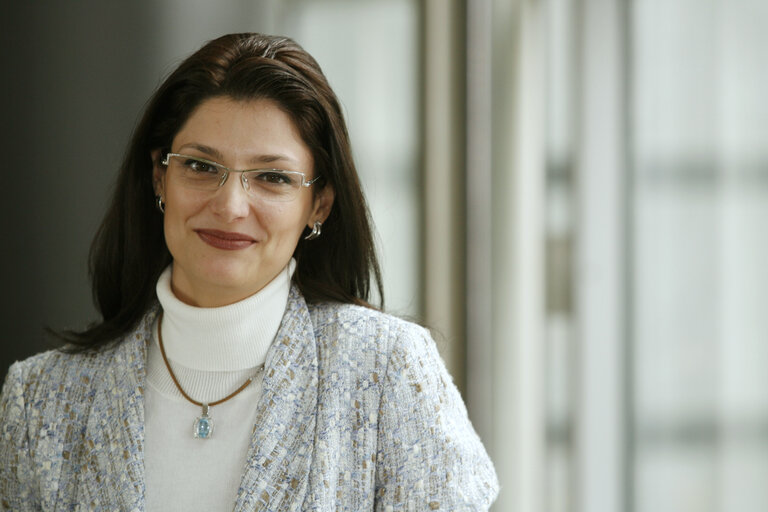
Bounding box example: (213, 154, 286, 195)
(169, 275, 274, 308)
(154, 259, 296, 371)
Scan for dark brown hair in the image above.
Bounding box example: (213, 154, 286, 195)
(61, 33, 383, 350)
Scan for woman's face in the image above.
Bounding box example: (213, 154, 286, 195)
(153, 96, 334, 307)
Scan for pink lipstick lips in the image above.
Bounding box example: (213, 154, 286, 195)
(195, 229, 256, 250)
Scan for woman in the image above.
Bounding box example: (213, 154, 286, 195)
(0, 33, 498, 510)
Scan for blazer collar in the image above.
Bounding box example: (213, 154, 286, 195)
(233, 285, 319, 511)
(78, 308, 155, 510)
(75, 286, 318, 511)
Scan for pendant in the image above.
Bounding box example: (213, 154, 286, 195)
(193, 403, 214, 439)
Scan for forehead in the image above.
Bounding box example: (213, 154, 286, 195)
(172, 97, 313, 170)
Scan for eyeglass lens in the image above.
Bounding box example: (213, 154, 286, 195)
(166, 155, 306, 202)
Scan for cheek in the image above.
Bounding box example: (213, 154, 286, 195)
(163, 190, 201, 240)
(261, 202, 312, 234)
(162, 207, 184, 254)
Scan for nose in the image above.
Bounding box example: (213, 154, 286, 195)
(209, 171, 251, 220)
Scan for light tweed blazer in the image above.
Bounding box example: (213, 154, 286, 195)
(1, 286, 498, 511)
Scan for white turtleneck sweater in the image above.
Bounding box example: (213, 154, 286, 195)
(144, 260, 295, 511)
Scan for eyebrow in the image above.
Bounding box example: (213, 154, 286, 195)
(177, 143, 299, 167)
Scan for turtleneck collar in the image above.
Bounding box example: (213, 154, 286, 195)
(155, 259, 296, 371)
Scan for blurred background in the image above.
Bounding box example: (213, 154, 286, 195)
(2, 1, 767, 511)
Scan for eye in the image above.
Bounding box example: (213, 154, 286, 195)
(183, 158, 219, 175)
(253, 170, 296, 186)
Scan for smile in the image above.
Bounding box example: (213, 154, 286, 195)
(195, 229, 256, 250)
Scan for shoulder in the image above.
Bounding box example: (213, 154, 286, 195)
(4, 347, 109, 394)
(307, 301, 431, 356)
(1, 345, 122, 429)
(0, 348, 111, 463)
(306, 301, 450, 407)
(308, 300, 419, 329)
(1, 310, 153, 410)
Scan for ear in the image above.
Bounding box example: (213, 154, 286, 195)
(309, 184, 335, 227)
(150, 149, 165, 197)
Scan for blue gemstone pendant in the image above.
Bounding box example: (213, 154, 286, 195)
(193, 404, 214, 439)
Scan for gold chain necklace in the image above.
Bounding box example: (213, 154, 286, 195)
(156, 311, 263, 439)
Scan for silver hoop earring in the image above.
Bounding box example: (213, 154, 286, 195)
(155, 195, 165, 213)
(304, 221, 322, 240)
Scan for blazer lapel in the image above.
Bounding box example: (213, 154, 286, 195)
(234, 287, 318, 511)
(77, 311, 153, 511)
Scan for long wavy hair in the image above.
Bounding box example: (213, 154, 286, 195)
(60, 33, 383, 350)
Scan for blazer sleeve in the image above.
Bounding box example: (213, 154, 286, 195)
(374, 323, 499, 511)
(0, 362, 39, 510)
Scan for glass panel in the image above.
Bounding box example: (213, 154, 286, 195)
(631, 1, 768, 511)
(544, 0, 577, 511)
